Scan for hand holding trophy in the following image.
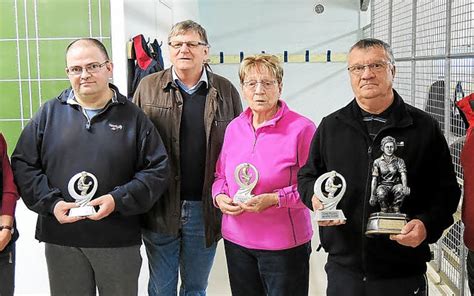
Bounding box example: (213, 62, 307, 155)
(366, 136, 410, 236)
(314, 170, 347, 221)
(67, 171, 98, 217)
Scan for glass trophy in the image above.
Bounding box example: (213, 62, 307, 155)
(314, 170, 347, 221)
(233, 163, 259, 204)
(67, 171, 98, 217)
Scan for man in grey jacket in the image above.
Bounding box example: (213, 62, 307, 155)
(133, 20, 242, 296)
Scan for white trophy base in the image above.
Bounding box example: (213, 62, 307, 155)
(233, 194, 252, 204)
(69, 206, 96, 217)
(316, 209, 346, 221)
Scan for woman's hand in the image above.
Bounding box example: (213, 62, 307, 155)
(239, 193, 279, 213)
(0, 229, 12, 251)
(215, 194, 244, 216)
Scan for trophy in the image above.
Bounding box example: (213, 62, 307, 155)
(67, 171, 98, 217)
(314, 170, 347, 221)
(366, 136, 410, 236)
(233, 163, 259, 203)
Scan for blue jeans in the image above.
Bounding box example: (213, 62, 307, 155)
(224, 239, 311, 296)
(142, 201, 217, 296)
(0, 243, 15, 296)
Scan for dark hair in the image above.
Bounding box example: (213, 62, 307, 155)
(66, 38, 110, 60)
(168, 20, 209, 46)
(349, 38, 395, 64)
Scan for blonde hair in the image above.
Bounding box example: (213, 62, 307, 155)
(239, 54, 283, 84)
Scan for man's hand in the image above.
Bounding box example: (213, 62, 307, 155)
(53, 201, 85, 224)
(87, 194, 115, 221)
(239, 193, 278, 213)
(390, 219, 427, 247)
(215, 194, 244, 216)
(312, 195, 346, 227)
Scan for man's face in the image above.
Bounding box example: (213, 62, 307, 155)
(169, 31, 209, 75)
(66, 43, 112, 100)
(347, 46, 395, 102)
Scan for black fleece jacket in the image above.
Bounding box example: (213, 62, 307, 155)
(12, 84, 169, 248)
(298, 91, 460, 279)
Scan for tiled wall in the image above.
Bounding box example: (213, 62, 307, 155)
(0, 0, 111, 153)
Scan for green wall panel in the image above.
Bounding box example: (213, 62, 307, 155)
(0, 82, 21, 118)
(0, 1, 16, 39)
(38, 39, 71, 78)
(0, 0, 111, 153)
(0, 41, 19, 79)
(0, 122, 22, 155)
(37, 0, 91, 37)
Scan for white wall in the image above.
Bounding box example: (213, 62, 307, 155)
(175, 0, 360, 124)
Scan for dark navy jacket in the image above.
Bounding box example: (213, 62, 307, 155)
(11, 84, 169, 248)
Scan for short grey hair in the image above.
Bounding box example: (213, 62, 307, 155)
(168, 20, 209, 46)
(349, 38, 395, 64)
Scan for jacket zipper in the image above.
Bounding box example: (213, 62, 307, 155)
(80, 101, 117, 130)
(361, 144, 374, 277)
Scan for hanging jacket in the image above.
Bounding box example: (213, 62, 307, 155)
(127, 34, 164, 99)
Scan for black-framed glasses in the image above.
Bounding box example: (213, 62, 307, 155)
(242, 80, 277, 90)
(347, 61, 392, 75)
(168, 41, 208, 49)
(66, 61, 109, 76)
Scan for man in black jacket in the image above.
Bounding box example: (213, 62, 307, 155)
(12, 38, 169, 295)
(298, 38, 460, 296)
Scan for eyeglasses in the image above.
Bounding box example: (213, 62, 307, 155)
(242, 80, 278, 90)
(66, 61, 109, 76)
(168, 41, 208, 49)
(347, 62, 392, 75)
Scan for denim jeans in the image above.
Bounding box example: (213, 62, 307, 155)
(224, 239, 311, 296)
(0, 243, 15, 296)
(142, 201, 217, 296)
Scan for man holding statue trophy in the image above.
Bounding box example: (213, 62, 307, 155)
(11, 38, 169, 295)
(298, 38, 460, 296)
(212, 54, 316, 296)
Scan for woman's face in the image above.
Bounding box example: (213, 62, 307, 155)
(382, 142, 395, 156)
(241, 66, 282, 116)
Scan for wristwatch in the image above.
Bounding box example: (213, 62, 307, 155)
(0, 225, 14, 234)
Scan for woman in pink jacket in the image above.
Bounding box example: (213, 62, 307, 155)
(212, 54, 316, 296)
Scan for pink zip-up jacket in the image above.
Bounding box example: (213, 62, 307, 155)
(212, 100, 316, 250)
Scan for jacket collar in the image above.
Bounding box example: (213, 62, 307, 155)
(160, 67, 222, 101)
(240, 100, 288, 128)
(57, 83, 127, 105)
(338, 89, 413, 130)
